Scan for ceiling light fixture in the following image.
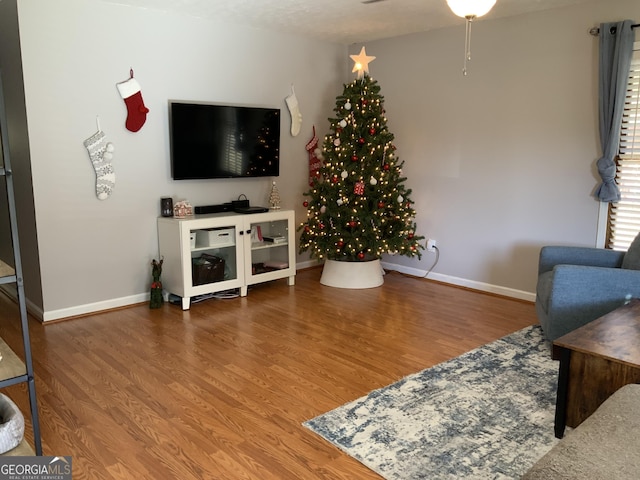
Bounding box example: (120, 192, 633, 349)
(446, 0, 496, 75)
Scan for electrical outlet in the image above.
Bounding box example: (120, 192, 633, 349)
(427, 238, 437, 252)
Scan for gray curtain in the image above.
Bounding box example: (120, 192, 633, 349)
(595, 20, 635, 202)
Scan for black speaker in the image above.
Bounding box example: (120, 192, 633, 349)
(161, 197, 173, 217)
(194, 204, 233, 214)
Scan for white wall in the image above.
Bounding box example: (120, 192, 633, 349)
(369, 0, 640, 299)
(15, 0, 346, 319)
(10, 0, 640, 319)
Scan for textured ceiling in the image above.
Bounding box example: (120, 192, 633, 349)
(103, 0, 601, 44)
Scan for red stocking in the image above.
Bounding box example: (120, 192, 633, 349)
(117, 69, 149, 132)
(306, 126, 323, 186)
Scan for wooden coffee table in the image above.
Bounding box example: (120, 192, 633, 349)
(553, 298, 640, 438)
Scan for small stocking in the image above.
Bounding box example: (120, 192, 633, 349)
(117, 69, 149, 132)
(306, 126, 323, 186)
(83, 128, 115, 200)
(285, 84, 302, 137)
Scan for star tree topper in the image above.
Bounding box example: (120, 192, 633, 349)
(350, 46, 376, 79)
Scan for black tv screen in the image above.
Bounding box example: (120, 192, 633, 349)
(169, 101, 280, 179)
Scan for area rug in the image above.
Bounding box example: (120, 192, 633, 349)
(303, 325, 560, 479)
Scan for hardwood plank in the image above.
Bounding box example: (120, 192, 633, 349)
(0, 268, 537, 478)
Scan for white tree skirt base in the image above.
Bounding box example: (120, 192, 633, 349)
(320, 259, 384, 289)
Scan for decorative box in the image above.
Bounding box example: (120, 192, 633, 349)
(196, 228, 235, 248)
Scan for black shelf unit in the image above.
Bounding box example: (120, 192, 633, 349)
(0, 70, 42, 456)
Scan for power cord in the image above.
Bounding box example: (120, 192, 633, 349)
(169, 289, 240, 306)
(422, 245, 440, 278)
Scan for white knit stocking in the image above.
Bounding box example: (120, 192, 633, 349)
(83, 129, 115, 200)
(285, 85, 302, 137)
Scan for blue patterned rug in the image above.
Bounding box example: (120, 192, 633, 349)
(304, 326, 560, 479)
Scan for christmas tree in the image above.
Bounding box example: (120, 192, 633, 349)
(299, 48, 424, 262)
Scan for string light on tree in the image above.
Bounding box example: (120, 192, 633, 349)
(298, 47, 424, 262)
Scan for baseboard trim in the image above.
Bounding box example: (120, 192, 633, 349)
(296, 259, 322, 270)
(35, 261, 533, 322)
(380, 262, 536, 303)
(0, 284, 45, 322)
(42, 293, 150, 322)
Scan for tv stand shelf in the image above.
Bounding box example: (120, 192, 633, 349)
(251, 241, 288, 250)
(157, 210, 296, 310)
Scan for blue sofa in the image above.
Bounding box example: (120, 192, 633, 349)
(535, 234, 640, 341)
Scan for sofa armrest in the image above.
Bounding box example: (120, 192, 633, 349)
(538, 246, 625, 275)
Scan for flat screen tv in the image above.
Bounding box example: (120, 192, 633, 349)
(169, 101, 280, 180)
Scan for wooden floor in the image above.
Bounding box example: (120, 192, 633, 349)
(0, 268, 537, 479)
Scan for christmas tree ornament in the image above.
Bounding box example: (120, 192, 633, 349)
(83, 117, 115, 200)
(116, 69, 149, 132)
(354, 182, 365, 195)
(285, 84, 302, 137)
(334, 138, 341, 146)
(344, 102, 352, 110)
(341, 170, 349, 179)
(339, 119, 347, 128)
(370, 177, 378, 185)
(350, 46, 376, 79)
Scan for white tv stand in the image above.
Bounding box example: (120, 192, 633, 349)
(157, 209, 296, 309)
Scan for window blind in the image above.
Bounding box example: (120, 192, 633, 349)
(607, 41, 640, 250)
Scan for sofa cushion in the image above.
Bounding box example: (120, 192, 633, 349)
(621, 233, 640, 270)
